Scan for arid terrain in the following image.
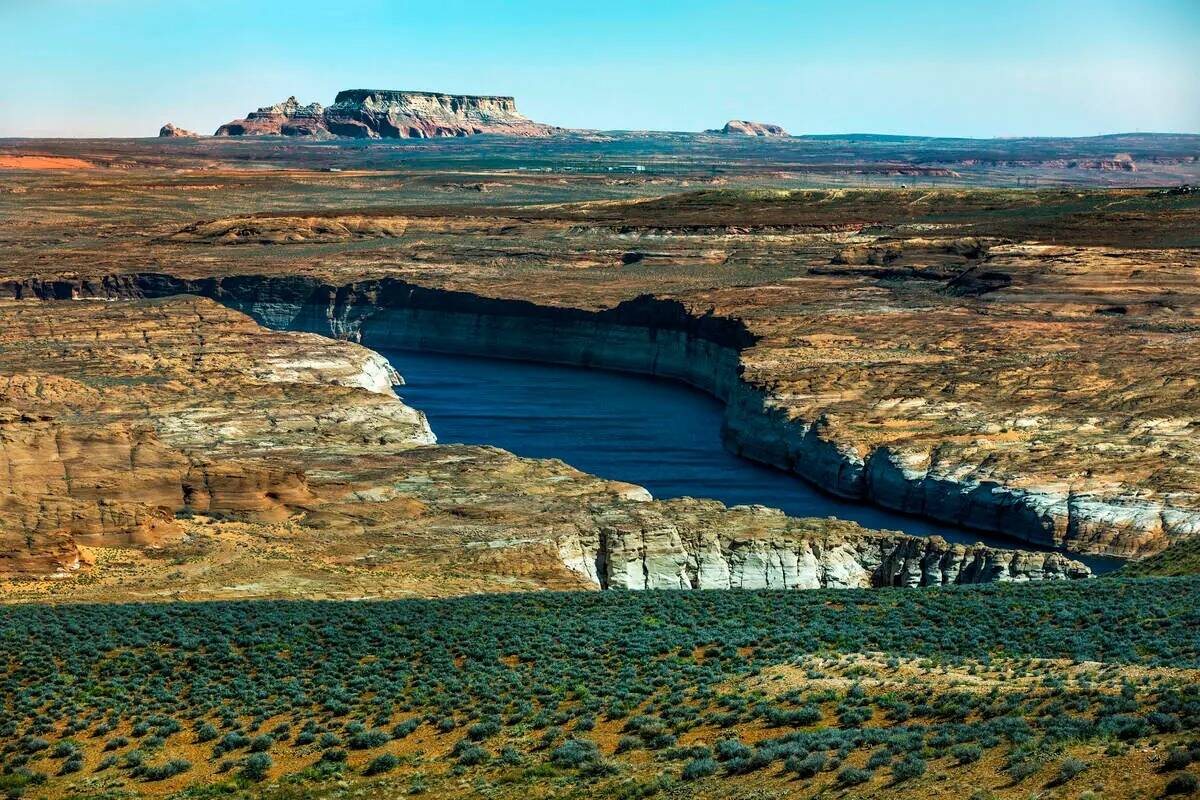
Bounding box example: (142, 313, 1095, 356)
(1, 133, 1198, 799)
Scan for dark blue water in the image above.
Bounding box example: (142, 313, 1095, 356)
(383, 349, 1120, 573)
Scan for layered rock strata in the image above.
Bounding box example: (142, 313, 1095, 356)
(0, 297, 432, 578)
(43, 271, 1194, 560)
(214, 90, 557, 139)
(0, 296, 1087, 595)
(563, 502, 1089, 589)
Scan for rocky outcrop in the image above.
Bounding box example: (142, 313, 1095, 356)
(710, 120, 789, 137)
(158, 123, 198, 138)
(214, 90, 558, 139)
(0, 297, 434, 577)
(560, 501, 1089, 589)
(214, 96, 329, 137)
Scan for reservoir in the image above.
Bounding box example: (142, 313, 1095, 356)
(383, 348, 1120, 574)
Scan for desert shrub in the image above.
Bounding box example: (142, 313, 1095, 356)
(681, 757, 718, 781)
(715, 738, 752, 762)
(838, 766, 873, 785)
(20, 738, 48, 754)
(551, 739, 601, 768)
(1007, 759, 1040, 783)
(951, 743, 983, 764)
(455, 744, 489, 766)
(616, 735, 641, 754)
(140, 759, 190, 781)
(348, 729, 389, 750)
(1165, 772, 1199, 795)
(1055, 757, 1088, 784)
(248, 734, 273, 753)
(241, 752, 271, 782)
(364, 753, 399, 776)
(786, 751, 826, 777)
(58, 756, 83, 776)
(466, 720, 499, 741)
(194, 723, 218, 744)
(893, 754, 926, 781)
(319, 748, 347, 764)
(51, 740, 80, 759)
(1166, 748, 1194, 771)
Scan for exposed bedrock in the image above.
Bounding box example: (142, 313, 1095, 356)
(10, 271, 1188, 560)
(560, 502, 1089, 589)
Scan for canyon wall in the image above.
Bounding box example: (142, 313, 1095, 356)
(3, 272, 1173, 561)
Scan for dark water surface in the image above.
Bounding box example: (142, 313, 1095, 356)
(383, 348, 1120, 573)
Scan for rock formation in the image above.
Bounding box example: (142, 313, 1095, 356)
(711, 120, 789, 136)
(0, 294, 1088, 595)
(158, 123, 198, 138)
(7, 157, 1200, 571)
(0, 297, 432, 579)
(561, 501, 1089, 590)
(72, 266, 1195, 562)
(214, 90, 558, 139)
(214, 96, 329, 137)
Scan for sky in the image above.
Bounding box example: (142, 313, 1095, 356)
(1, 0, 1197, 138)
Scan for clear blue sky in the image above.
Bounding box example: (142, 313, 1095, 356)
(1, 0, 1197, 138)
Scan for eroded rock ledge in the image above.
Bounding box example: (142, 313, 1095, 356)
(563, 502, 1089, 589)
(5, 270, 1178, 560)
(0, 294, 1088, 595)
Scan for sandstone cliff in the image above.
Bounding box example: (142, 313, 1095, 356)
(72, 271, 1193, 561)
(561, 501, 1089, 589)
(214, 90, 558, 139)
(0, 292, 1090, 594)
(0, 297, 433, 579)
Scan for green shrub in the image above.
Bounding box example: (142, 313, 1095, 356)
(241, 752, 272, 782)
(456, 744, 489, 766)
(838, 766, 873, 786)
(140, 759, 191, 781)
(551, 738, 600, 768)
(364, 753, 399, 776)
(682, 756, 718, 780)
(893, 755, 926, 781)
(1165, 772, 1199, 796)
(392, 719, 420, 739)
(1166, 748, 1194, 771)
(788, 751, 826, 778)
(1055, 757, 1087, 784)
(950, 743, 983, 764)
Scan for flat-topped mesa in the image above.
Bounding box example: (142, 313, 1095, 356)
(711, 119, 790, 137)
(323, 88, 557, 139)
(214, 89, 559, 139)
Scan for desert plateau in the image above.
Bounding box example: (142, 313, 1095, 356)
(1, 2, 1198, 797)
